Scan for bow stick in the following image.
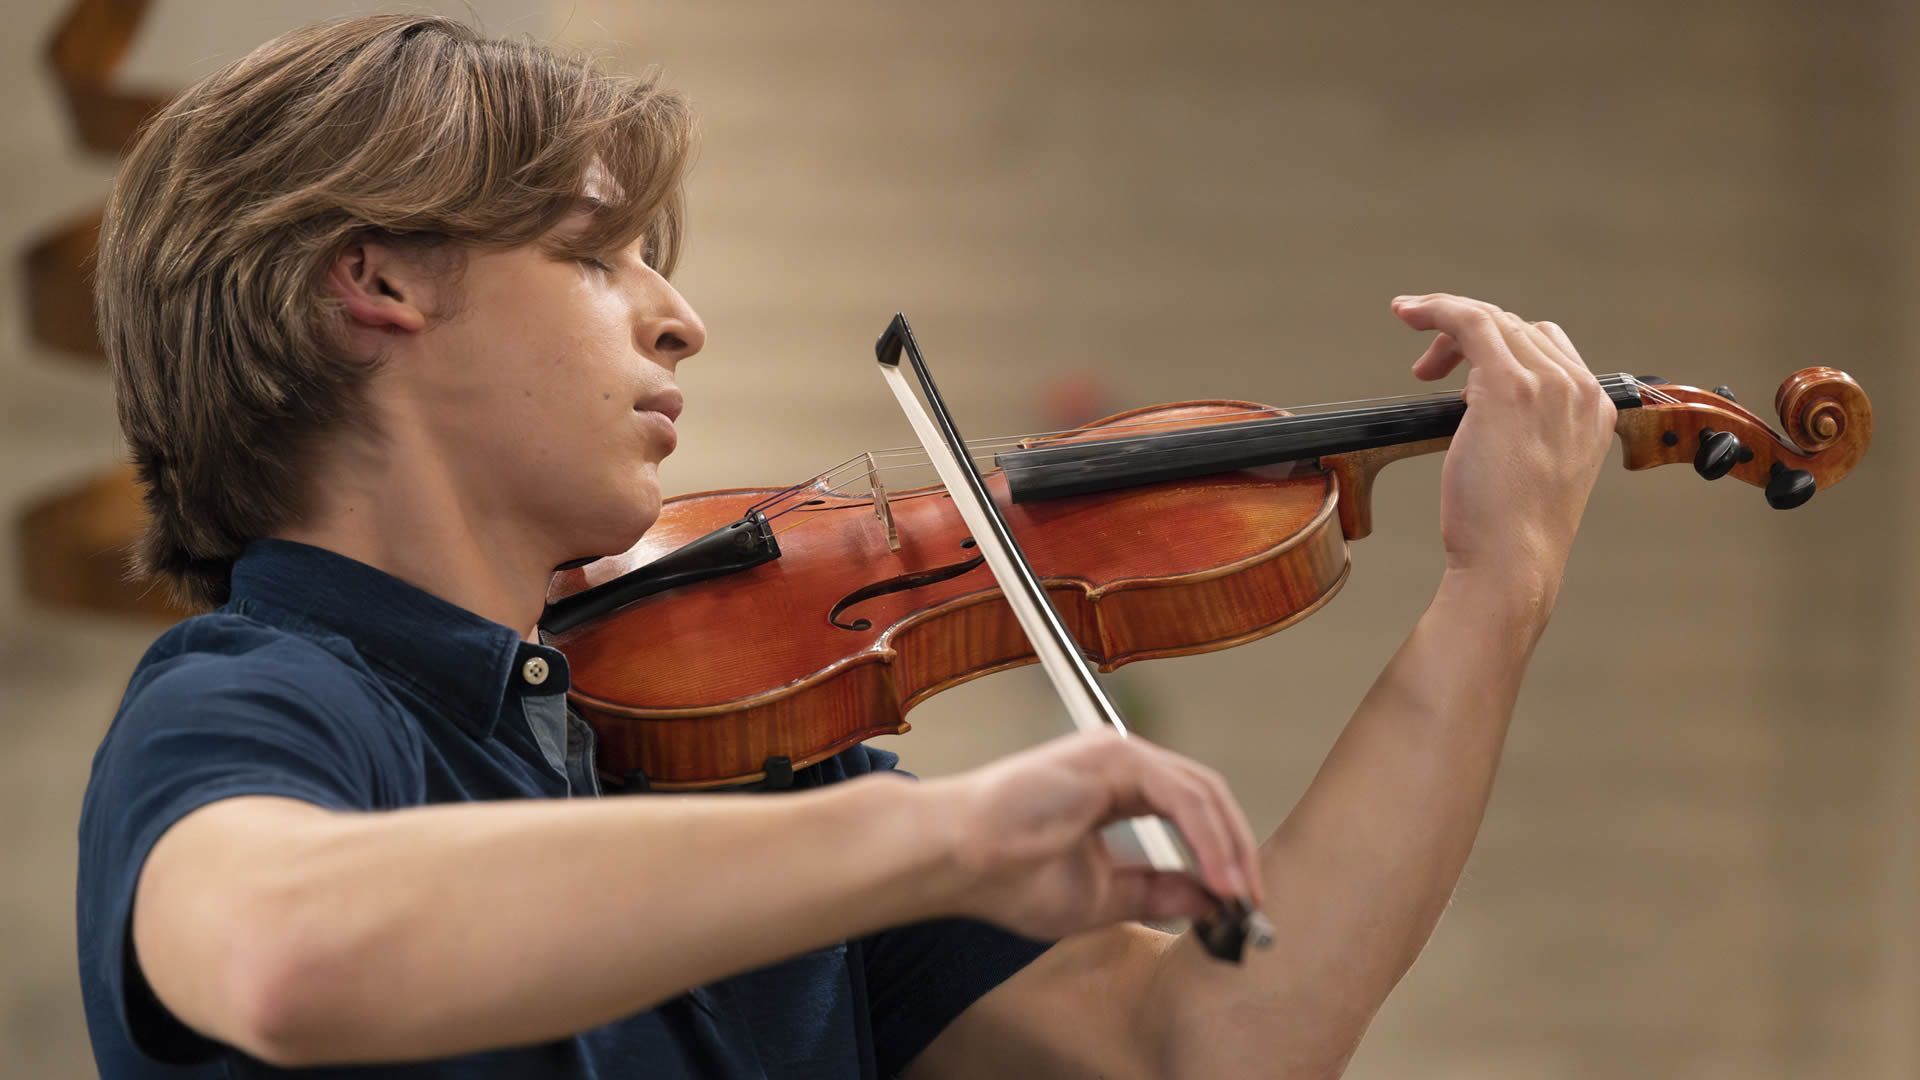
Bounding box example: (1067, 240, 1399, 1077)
(875, 313, 1272, 963)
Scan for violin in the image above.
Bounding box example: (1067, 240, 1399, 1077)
(541, 322, 1873, 797)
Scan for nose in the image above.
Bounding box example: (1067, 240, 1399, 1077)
(638, 275, 706, 371)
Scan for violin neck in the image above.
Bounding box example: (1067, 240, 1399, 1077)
(999, 373, 1643, 503)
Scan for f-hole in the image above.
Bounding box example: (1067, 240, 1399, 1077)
(829, 540, 984, 630)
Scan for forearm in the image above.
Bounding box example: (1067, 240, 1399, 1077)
(144, 775, 954, 1064)
(1154, 568, 1548, 1074)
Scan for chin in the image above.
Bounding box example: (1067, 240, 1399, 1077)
(550, 489, 661, 568)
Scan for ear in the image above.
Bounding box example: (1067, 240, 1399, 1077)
(327, 238, 431, 334)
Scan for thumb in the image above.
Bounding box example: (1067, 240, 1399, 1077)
(1410, 331, 1464, 382)
(1392, 297, 1465, 381)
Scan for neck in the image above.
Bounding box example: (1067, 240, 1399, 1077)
(273, 428, 554, 642)
(998, 375, 1644, 503)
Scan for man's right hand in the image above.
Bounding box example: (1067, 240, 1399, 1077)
(925, 730, 1263, 940)
(131, 727, 1259, 1065)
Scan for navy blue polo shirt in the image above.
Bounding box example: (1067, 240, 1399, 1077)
(77, 538, 1050, 1078)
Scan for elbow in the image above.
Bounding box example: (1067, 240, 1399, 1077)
(222, 935, 331, 1066)
(132, 799, 385, 1066)
(1169, 997, 1370, 1080)
(1299, 1039, 1361, 1080)
(217, 892, 366, 1067)
(1274, 1002, 1372, 1079)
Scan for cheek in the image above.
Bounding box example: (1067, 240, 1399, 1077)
(533, 317, 635, 416)
(500, 342, 627, 459)
(466, 261, 628, 410)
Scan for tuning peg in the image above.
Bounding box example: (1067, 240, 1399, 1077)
(1712, 384, 1738, 403)
(1765, 461, 1816, 509)
(1693, 429, 1743, 480)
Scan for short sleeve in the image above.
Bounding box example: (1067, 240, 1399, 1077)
(76, 641, 416, 1066)
(860, 917, 1052, 1076)
(837, 748, 1054, 1076)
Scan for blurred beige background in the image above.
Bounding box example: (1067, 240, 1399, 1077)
(3, 0, 1915, 1076)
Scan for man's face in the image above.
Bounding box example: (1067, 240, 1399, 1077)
(386, 200, 705, 566)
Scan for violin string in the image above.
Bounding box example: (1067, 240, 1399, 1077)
(1632, 377, 1679, 406)
(850, 374, 1685, 464)
(906, 373, 1670, 472)
(762, 472, 926, 527)
(764, 378, 1697, 544)
(856, 373, 1649, 478)
(754, 375, 1689, 523)
(763, 378, 1709, 598)
(760, 423, 1351, 525)
(745, 452, 873, 516)
(766, 389, 1482, 518)
(760, 376, 1696, 542)
(760, 392, 1545, 528)
(762, 386, 1604, 532)
(979, 397, 1475, 466)
(857, 389, 1459, 461)
(756, 376, 1686, 522)
(755, 390, 1479, 520)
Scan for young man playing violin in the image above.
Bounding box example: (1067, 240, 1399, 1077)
(77, 14, 1619, 1079)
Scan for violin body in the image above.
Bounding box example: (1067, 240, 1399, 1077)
(548, 402, 1351, 790)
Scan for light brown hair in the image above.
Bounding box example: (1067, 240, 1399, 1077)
(97, 14, 694, 609)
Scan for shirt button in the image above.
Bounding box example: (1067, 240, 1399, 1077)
(522, 656, 550, 686)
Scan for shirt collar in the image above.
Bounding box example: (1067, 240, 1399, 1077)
(226, 538, 568, 738)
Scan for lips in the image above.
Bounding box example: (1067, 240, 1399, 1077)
(634, 387, 682, 456)
(636, 387, 684, 422)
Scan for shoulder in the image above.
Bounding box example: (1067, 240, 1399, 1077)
(76, 615, 416, 1066)
(125, 610, 379, 714)
(94, 610, 419, 801)
(113, 609, 409, 750)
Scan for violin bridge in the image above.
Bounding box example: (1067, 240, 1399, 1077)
(865, 451, 901, 551)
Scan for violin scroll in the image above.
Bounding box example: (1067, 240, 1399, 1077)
(1775, 367, 1866, 456)
(1615, 368, 1871, 507)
